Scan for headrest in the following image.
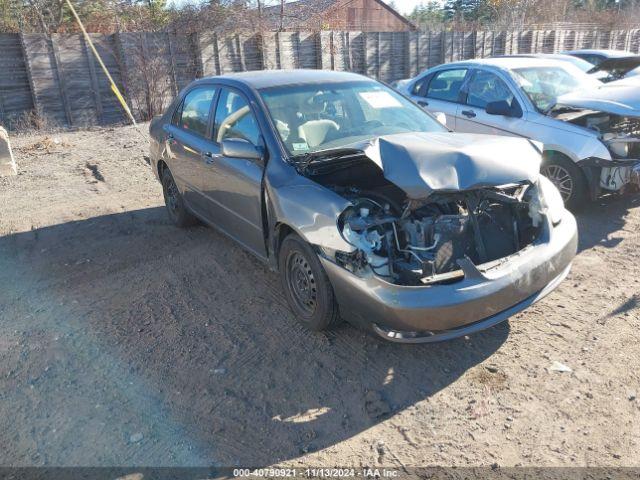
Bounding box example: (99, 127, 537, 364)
(430, 78, 448, 90)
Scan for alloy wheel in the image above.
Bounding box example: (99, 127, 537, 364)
(542, 164, 574, 202)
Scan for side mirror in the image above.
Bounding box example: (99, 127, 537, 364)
(486, 100, 518, 117)
(434, 112, 447, 127)
(221, 138, 262, 161)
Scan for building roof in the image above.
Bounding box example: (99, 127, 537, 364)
(259, 0, 414, 31)
(261, 0, 338, 29)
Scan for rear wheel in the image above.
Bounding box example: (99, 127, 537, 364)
(279, 234, 341, 331)
(161, 169, 197, 227)
(541, 154, 588, 210)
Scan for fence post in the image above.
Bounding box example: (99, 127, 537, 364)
(82, 34, 104, 125)
(19, 33, 39, 120)
(113, 32, 135, 120)
(50, 35, 73, 126)
(167, 33, 179, 96)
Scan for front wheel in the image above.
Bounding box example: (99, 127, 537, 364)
(541, 155, 588, 211)
(279, 234, 341, 331)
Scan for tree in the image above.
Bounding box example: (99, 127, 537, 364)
(444, 0, 493, 22)
(408, 1, 446, 28)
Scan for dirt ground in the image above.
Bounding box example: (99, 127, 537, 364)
(0, 124, 639, 468)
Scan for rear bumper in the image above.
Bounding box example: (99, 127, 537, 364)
(320, 210, 577, 342)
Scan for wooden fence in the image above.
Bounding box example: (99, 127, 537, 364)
(1, 28, 640, 130)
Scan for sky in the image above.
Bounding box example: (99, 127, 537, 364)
(168, 0, 431, 15)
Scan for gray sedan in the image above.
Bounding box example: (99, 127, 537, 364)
(149, 70, 577, 343)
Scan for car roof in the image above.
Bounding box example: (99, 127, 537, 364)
(430, 56, 572, 70)
(494, 53, 579, 61)
(198, 69, 371, 89)
(564, 49, 635, 58)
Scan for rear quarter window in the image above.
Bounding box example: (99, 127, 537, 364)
(427, 69, 467, 102)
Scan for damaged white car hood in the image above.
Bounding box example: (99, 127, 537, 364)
(360, 132, 541, 199)
(557, 83, 640, 117)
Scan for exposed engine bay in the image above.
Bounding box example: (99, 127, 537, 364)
(553, 108, 640, 159)
(299, 150, 543, 286)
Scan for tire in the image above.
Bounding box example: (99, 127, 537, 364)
(161, 169, 197, 227)
(541, 154, 588, 211)
(278, 234, 341, 331)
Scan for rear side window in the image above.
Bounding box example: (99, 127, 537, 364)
(179, 87, 216, 137)
(466, 70, 515, 109)
(427, 69, 467, 102)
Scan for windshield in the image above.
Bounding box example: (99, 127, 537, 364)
(259, 80, 446, 156)
(557, 55, 596, 73)
(511, 64, 602, 112)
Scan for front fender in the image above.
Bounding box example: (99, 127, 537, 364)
(263, 159, 355, 269)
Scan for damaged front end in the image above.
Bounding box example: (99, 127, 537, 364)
(553, 89, 640, 193)
(295, 132, 558, 287)
(336, 185, 543, 286)
(284, 132, 576, 341)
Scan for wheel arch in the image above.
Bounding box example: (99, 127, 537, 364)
(271, 222, 297, 271)
(542, 149, 593, 207)
(543, 149, 593, 186)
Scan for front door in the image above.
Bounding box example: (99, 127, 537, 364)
(199, 87, 266, 258)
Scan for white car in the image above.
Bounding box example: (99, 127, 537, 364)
(400, 57, 640, 208)
(564, 49, 640, 81)
(494, 54, 610, 82)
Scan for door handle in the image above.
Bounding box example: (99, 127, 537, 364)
(461, 110, 476, 118)
(417, 99, 429, 107)
(203, 151, 220, 164)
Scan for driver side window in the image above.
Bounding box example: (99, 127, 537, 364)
(214, 89, 261, 146)
(465, 70, 516, 109)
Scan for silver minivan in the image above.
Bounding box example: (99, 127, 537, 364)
(401, 57, 640, 209)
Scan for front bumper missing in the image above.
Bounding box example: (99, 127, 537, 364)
(320, 210, 578, 343)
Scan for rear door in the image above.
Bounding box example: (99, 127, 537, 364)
(411, 68, 469, 129)
(163, 86, 217, 207)
(455, 68, 527, 137)
(198, 87, 266, 258)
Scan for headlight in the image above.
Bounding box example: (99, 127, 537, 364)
(609, 141, 630, 158)
(538, 176, 565, 225)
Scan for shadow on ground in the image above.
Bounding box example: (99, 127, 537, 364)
(575, 194, 640, 252)
(0, 207, 509, 466)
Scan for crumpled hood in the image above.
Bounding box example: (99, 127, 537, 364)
(557, 83, 640, 117)
(360, 132, 541, 200)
